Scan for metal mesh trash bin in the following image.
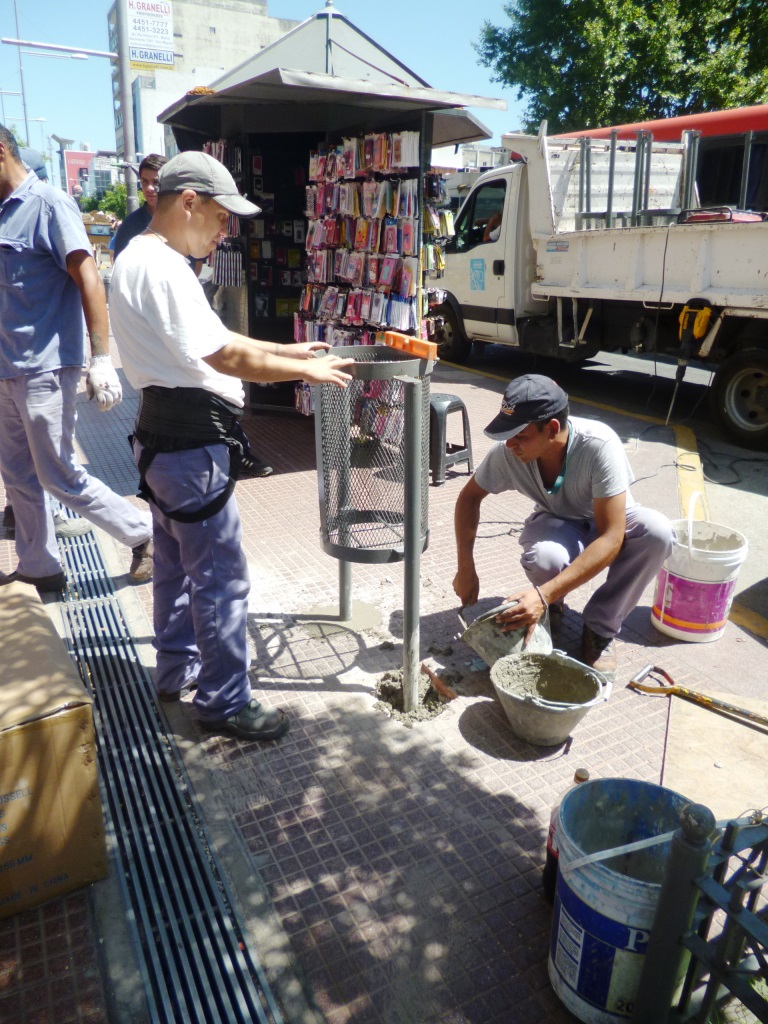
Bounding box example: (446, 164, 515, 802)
(315, 346, 432, 563)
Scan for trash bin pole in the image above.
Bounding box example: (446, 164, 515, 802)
(315, 379, 353, 620)
(337, 383, 354, 620)
(339, 560, 352, 621)
(402, 376, 422, 713)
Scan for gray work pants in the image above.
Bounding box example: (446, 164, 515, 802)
(0, 368, 151, 577)
(518, 505, 674, 638)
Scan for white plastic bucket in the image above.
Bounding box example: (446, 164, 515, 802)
(548, 778, 691, 1023)
(651, 492, 747, 642)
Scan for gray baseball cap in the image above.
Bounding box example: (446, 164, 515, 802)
(158, 150, 260, 217)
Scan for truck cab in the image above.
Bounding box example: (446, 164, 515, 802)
(438, 164, 547, 359)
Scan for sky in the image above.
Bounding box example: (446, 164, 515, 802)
(0, 0, 526, 184)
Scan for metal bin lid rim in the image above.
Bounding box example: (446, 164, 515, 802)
(320, 345, 428, 380)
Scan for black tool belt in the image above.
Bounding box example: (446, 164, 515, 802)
(132, 386, 245, 523)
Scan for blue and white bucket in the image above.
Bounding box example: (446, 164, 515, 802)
(548, 778, 691, 1023)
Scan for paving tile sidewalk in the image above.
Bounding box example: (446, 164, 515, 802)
(1, 357, 765, 1024)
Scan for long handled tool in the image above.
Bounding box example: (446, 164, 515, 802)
(628, 664, 768, 730)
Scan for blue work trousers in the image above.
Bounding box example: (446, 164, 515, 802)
(518, 504, 674, 638)
(134, 440, 251, 719)
(0, 368, 151, 577)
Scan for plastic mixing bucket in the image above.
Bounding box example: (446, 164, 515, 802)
(651, 492, 747, 642)
(548, 777, 692, 1023)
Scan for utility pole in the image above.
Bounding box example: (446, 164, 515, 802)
(12, 0, 30, 143)
(116, 0, 139, 213)
(2, 3, 139, 214)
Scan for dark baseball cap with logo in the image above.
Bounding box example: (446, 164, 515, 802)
(484, 374, 569, 440)
(158, 150, 261, 217)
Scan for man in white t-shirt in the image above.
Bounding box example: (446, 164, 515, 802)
(109, 150, 353, 741)
(453, 375, 673, 680)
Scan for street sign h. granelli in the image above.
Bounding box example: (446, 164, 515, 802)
(127, 0, 174, 70)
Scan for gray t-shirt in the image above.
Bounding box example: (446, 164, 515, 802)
(475, 416, 635, 520)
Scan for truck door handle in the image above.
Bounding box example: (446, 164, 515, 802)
(492, 260, 505, 276)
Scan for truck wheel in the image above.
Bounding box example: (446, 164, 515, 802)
(435, 306, 471, 363)
(710, 349, 768, 450)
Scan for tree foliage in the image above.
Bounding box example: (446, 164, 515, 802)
(80, 182, 136, 220)
(475, 0, 768, 134)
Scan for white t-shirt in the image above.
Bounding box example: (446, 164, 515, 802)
(475, 416, 636, 520)
(110, 235, 244, 408)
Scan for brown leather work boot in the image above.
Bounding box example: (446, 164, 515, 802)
(580, 624, 617, 682)
(130, 537, 154, 582)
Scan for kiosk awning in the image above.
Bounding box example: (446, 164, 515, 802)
(158, 67, 503, 147)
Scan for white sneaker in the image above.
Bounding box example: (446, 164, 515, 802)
(53, 511, 93, 538)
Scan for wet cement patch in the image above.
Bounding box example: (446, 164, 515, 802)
(374, 667, 461, 727)
(300, 599, 382, 637)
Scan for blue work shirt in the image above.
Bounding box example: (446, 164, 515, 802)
(0, 171, 90, 379)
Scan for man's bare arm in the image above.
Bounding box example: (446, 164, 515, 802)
(223, 333, 329, 361)
(204, 337, 352, 387)
(66, 250, 109, 358)
(453, 475, 489, 606)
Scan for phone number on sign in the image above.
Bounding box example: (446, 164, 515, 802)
(131, 18, 172, 34)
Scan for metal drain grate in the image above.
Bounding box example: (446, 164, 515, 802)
(56, 533, 283, 1024)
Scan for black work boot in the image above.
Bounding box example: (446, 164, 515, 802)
(580, 625, 617, 682)
(200, 698, 289, 741)
(3, 504, 15, 538)
(238, 452, 273, 478)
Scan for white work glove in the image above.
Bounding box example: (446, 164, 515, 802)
(86, 354, 122, 412)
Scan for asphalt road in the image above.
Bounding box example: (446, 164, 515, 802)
(460, 343, 768, 622)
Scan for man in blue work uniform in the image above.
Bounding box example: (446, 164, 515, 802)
(0, 123, 154, 593)
(109, 150, 353, 740)
(1, 146, 92, 541)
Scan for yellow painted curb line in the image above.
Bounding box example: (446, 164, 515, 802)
(439, 360, 767, 640)
(670, 425, 709, 519)
(729, 604, 768, 639)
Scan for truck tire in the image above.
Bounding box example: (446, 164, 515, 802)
(435, 305, 472, 363)
(710, 349, 768, 450)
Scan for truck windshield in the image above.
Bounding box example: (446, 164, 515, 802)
(453, 180, 506, 252)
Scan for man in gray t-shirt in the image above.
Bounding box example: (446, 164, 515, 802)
(453, 375, 673, 680)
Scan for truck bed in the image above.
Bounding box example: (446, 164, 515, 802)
(532, 219, 768, 311)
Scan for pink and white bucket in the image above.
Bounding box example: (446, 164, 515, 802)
(651, 493, 748, 643)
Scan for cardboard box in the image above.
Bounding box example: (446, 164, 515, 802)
(0, 582, 108, 920)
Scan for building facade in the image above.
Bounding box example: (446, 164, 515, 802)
(58, 147, 118, 200)
(107, 0, 298, 159)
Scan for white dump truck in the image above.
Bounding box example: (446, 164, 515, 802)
(436, 126, 768, 448)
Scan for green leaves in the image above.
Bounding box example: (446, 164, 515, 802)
(80, 183, 129, 219)
(476, 0, 768, 133)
